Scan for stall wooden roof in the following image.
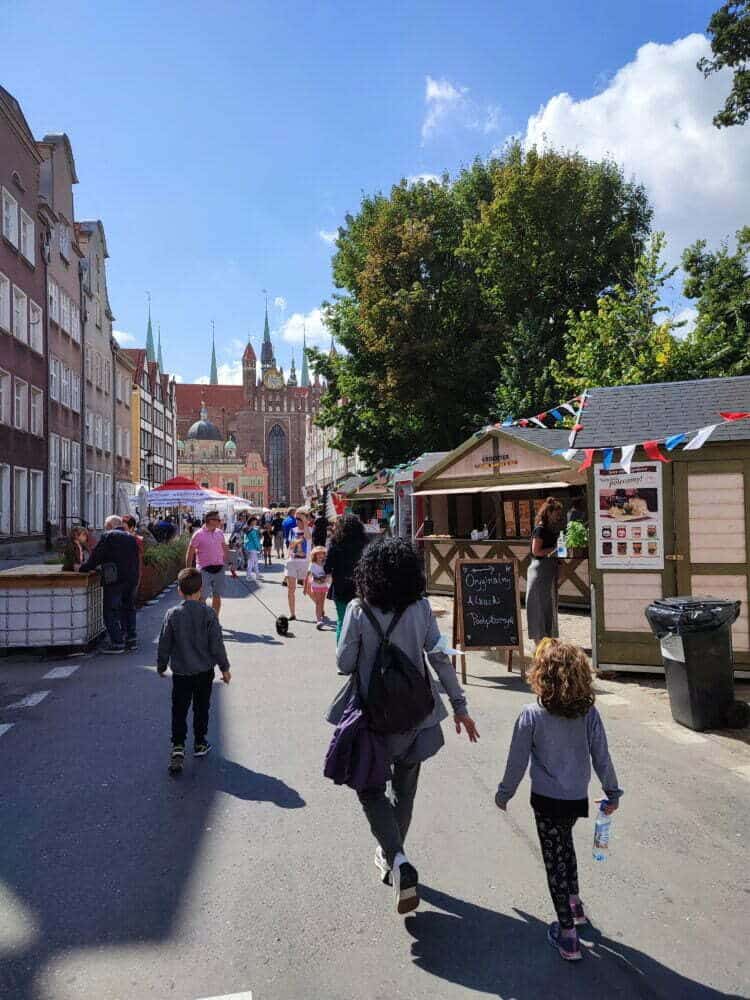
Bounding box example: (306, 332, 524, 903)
(573, 376, 750, 449)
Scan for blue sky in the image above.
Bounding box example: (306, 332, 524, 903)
(3, 0, 745, 382)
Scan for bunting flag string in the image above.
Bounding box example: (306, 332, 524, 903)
(495, 393, 587, 431)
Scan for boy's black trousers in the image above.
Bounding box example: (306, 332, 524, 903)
(171, 670, 214, 746)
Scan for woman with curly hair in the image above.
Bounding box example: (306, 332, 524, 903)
(324, 514, 369, 641)
(495, 639, 622, 962)
(526, 497, 565, 646)
(329, 537, 479, 914)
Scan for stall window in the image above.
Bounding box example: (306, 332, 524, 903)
(503, 500, 517, 538)
(518, 500, 532, 537)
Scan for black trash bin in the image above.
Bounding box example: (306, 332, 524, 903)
(645, 596, 744, 731)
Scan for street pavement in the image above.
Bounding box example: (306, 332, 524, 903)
(0, 562, 748, 1000)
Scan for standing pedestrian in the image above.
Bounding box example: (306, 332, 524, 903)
(329, 538, 479, 913)
(526, 497, 565, 648)
(62, 525, 89, 571)
(282, 508, 297, 550)
(261, 522, 273, 566)
(324, 514, 368, 641)
(186, 510, 228, 620)
(307, 546, 331, 629)
(243, 516, 263, 581)
(312, 513, 328, 548)
(272, 511, 285, 558)
(284, 516, 310, 621)
(79, 515, 140, 653)
(495, 639, 622, 961)
(157, 567, 231, 775)
(122, 515, 144, 593)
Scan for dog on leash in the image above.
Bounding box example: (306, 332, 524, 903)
(275, 615, 289, 637)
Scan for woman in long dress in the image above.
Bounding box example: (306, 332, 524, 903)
(526, 497, 565, 645)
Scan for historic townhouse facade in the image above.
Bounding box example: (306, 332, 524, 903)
(122, 344, 177, 489)
(113, 346, 134, 502)
(38, 133, 83, 537)
(304, 416, 362, 499)
(0, 87, 48, 557)
(77, 220, 115, 529)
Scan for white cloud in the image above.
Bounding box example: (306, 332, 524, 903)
(279, 308, 330, 348)
(674, 306, 699, 338)
(113, 330, 135, 345)
(172, 374, 184, 383)
(422, 75, 501, 142)
(406, 173, 441, 185)
(319, 229, 338, 245)
(194, 361, 244, 385)
(274, 296, 287, 311)
(523, 34, 750, 261)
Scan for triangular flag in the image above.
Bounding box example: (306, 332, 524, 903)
(602, 448, 614, 471)
(579, 448, 595, 471)
(620, 444, 636, 473)
(502, 417, 514, 427)
(665, 432, 688, 451)
(529, 417, 547, 428)
(683, 424, 718, 451)
(550, 408, 563, 421)
(561, 403, 577, 416)
(643, 440, 669, 463)
(562, 448, 578, 461)
(519, 419, 529, 427)
(719, 412, 750, 421)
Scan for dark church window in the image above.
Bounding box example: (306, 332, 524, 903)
(268, 424, 287, 503)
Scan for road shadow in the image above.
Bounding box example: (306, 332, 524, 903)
(0, 660, 303, 1000)
(221, 627, 283, 646)
(406, 886, 743, 999)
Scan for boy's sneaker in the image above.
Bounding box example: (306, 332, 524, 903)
(101, 641, 125, 654)
(571, 900, 587, 926)
(374, 846, 392, 885)
(194, 741, 212, 757)
(168, 746, 185, 774)
(392, 853, 419, 914)
(547, 922, 582, 961)
(124, 638, 137, 651)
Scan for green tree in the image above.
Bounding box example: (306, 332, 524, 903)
(554, 234, 681, 394)
(458, 143, 652, 418)
(309, 166, 500, 467)
(678, 227, 750, 376)
(698, 2, 750, 128)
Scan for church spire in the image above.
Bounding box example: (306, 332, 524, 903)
(145, 293, 155, 362)
(329, 334, 338, 359)
(300, 327, 310, 387)
(157, 323, 164, 371)
(287, 354, 298, 387)
(210, 321, 218, 385)
(260, 292, 275, 373)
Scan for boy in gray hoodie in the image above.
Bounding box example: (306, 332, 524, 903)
(157, 567, 231, 774)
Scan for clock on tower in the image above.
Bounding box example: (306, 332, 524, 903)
(263, 368, 284, 389)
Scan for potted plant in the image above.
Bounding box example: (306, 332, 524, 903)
(564, 520, 589, 559)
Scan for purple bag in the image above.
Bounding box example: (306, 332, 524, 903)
(323, 692, 388, 792)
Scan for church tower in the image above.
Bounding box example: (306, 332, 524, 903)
(260, 300, 275, 374)
(242, 338, 257, 396)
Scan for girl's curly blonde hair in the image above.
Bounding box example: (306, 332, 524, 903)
(528, 639, 595, 718)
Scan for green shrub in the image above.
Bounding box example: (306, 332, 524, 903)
(143, 536, 188, 569)
(565, 520, 589, 549)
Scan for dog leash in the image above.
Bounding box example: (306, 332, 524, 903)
(240, 578, 286, 624)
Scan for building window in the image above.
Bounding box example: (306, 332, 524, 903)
(48, 433, 59, 523)
(49, 357, 59, 402)
(30, 386, 43, 436)
(115, 373, 122, 401)
(20, 209, 34, 264)
(104, 474, 111, 514)
(95, 352, 102, 388)
(95, 414, 103, 450)
(48, 279, 59, 325)
(123, 429, 130, 459)
(85, 408, 93, 446)
(71, 442, 80, 516)
(2, 187, 18, 246)
(58, 222, 71, 260)
(60, 291, 70, 334)
(0, 368, 10, 424)
(29, 469, 43, 533)
(104, 418, 111, 453)
(12, 287, 27, 344)
(104, 360, 111, 395)
(95, 472, 104, 529)
(71, 302, 81, 344)
(85, 471, 94, 526)
(60, 364, 71, 408)
(85, 351, 92, 382)
(267, 424, 288, 503)
(13, 378, 28, 431)
(0, 271, 9, 332)
(13, 467, 27, 533)
(29, 300, 42, 353)
(61, 437, 71, 476)
(0, 464, 10, 534)
(71, 373, 80, 413)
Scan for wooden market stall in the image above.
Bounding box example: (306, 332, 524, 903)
(413, 427, 589, 606)
(574, 377, 750, 673)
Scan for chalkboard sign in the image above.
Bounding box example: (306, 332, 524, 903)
(452, 559, 526, 682)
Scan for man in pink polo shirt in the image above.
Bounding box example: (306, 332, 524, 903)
(186, 510, 229, 620)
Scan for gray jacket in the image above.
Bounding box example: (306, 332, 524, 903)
(497, 702, 622, 805)
(328, 597, 468, 729)
(157, 600, 230, 676)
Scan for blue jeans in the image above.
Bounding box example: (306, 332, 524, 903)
(102, 583, 137, 645)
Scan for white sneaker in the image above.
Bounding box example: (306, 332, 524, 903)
(391, 852, 419, 914)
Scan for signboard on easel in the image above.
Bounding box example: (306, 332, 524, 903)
(452, 559, 526, 682)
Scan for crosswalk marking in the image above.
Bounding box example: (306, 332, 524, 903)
(43, 665, 79, 679)
(6, 691, 51, 710)
(0, 724, 14, 738)
(196, 993, 253, 1000)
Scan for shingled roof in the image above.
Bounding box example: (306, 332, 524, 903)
(573, 376, 750, 449)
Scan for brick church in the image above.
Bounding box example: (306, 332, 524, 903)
(175, 306, 324, 506)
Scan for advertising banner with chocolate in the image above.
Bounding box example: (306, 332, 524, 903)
(594, 462, 664, 570)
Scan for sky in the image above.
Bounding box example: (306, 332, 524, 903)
(2, 0, 748, 382)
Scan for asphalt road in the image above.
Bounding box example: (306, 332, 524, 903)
(0, 563, 748, 1000)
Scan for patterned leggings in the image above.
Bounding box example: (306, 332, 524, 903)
(534, 811, 580, 929)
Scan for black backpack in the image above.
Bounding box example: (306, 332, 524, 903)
(359, 602, 435, 735)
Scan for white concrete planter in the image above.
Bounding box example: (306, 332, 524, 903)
(0, 567, 104, 648)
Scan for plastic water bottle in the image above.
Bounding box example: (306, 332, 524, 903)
(592, 802, 612, 862)
(556, 532, 568, 558)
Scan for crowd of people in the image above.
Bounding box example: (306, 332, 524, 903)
(71, 498, 619, 962)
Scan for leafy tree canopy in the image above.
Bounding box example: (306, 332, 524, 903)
(698, 2, 750, 127)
